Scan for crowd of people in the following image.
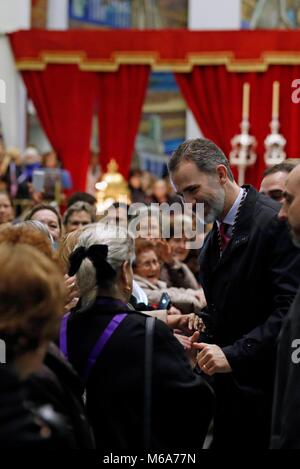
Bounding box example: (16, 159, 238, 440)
(0, 136, 300, 450)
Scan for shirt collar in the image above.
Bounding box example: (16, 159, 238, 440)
(217, 187, 244, 227)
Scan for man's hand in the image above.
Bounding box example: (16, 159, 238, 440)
(192, 343, 232, 376)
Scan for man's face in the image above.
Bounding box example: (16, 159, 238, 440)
(260, 171, 289, 203)
(170, 160, 225, 224)
(65, 210, 92, 233)
(278, 167, 300, 247)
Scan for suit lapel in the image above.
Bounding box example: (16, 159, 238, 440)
(199, 226, 220, 280)
(203, 186, 258, 274)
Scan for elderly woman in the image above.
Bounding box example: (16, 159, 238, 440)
(134, 239, 206, 314)
(58, 227, 201, 337)
(61, 224, 213, 451)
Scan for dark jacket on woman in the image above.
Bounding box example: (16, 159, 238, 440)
(0, 364, 74, 448)
(64, 296, 214, 451)
(26, 342, 95, 449)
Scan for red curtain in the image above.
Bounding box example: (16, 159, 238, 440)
(97, 65, 150, 177)
(10, 30, 300, 189)
(176, 65, 300, 188)
(22, 65, 97, 191)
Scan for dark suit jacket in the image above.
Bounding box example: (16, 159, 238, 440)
(271, 288, 300, 449)
(199, 185, 300, 448)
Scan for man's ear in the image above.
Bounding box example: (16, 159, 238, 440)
(216, 165, 228, 185)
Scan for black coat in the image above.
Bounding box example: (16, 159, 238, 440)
(199, 186, 300, 448)
(271, 288, 300, 448)
(27, 343, 95, 449)
(65, 297, 214, 451)
(0, 364, 74, 448)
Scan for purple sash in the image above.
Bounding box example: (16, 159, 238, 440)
(60, 312, 71, 360)
(59, 311, 127, 383)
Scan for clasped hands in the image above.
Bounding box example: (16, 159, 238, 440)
(180, 331, 232, 375)
(193, 342, 232, 375)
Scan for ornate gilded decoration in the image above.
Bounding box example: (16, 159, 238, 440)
(95, 159, 131, 214)
(14, 50, 300, 73)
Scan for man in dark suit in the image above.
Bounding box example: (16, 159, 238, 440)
(271, 164, 300, 448)
(168, 138, 300, 448)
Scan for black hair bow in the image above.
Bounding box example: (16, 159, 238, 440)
(68, 244, 116, 282)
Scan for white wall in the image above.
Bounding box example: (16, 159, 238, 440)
(186, 0, 241, 140)
(0, 37, 26, 149)
(0, 0, 31, 33)
(47, 0, 69, 30)
(0, 0, 31, 150)
(189, 0, 241, 30)
(0, 0, 69, 152)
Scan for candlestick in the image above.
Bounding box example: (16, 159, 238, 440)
(272, 81, 280, 119)
(242, 83, 250, 120)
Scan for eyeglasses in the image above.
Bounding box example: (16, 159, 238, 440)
(137, 259, 160, 269)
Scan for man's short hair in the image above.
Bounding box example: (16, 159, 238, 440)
(67, 191, 97, 208)
(63, 201, 96, 226)
(168, 138, 234, 182)
(263, 162, 295, 178)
